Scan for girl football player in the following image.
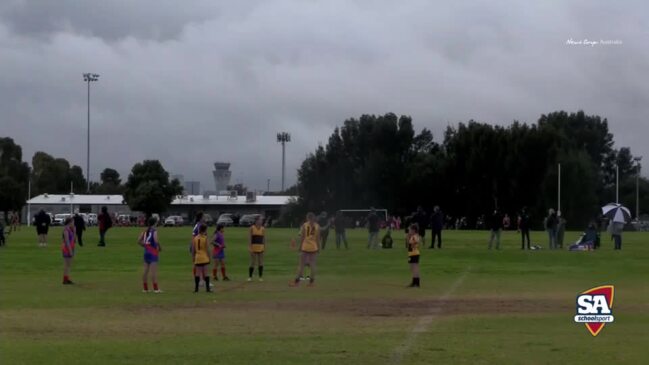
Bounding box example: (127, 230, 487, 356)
(407, 223, 421, 287)
(192, 224, 211, 292)
(248, 216, 266, 282)
(61, 217, 76, 284)
(138, 217, 162, 293)
(211, 224, 229, 281)
(290, 212, 320, 287)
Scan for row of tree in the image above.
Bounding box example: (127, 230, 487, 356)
(289, 111, 647, 229)
(0, 137, 182, 220)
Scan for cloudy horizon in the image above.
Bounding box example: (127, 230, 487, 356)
(2, 0, 648, 192)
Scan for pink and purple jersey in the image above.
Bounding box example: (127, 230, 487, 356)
(61, 226, 76, 257)
(143, 228, 159, 262)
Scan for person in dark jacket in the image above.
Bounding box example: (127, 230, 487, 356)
(34, 209, 51, 247)
(430, 206, 443, 249)
(98, 206, 112, 247)
(412, 206, 428, 247)
(334, 211, 348, 249)
(488, 209, 503, 249)
(544, 209, 558, 249)
(366, 208, 380, 249)
(318, 212, 331, 250)
(73, 212, 86, 247)
(518, 207, 531, 250)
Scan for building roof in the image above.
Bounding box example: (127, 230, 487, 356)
(27, 194, 297, 206)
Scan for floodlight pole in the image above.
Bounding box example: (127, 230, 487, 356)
(27, 177, 31, 227)
(277, 132, 291, 192)
(557, 163, 561, 213)
(616, 164, 619, 203)
(267, 179, 270, 192)
(635, 156, 642, 219)
(83, 73, 99, 193)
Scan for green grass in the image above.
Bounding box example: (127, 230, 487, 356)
(1, 226, 647, 364)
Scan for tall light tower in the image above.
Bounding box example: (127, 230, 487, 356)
(276, 132, 291, 192)
(634, 156, 642, 220)
(83, 72, 100, 193)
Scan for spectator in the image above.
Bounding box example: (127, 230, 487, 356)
(318, 212, 331, 250)
(488, 209, 503, 250)
(503, 214, 511, 230)
(334, 211, 348, 249)
(395, 216, 402, 230)
(430, 206, 443, 249)
(412, 206, 428, 247)
(381, 228, 394, 248)
(73, 212, 86, 247)
(544, 209, 558, 250)
(608, 219, 624, 250)
(10, 211, 19, 232)
(556, 211, 567, 249)
(34, 209, 51, 247)
(98, 206, 113, 247)
(0, 220, 5, 246)
(367, 208, 380, 249)
(518, 207, 531, 250)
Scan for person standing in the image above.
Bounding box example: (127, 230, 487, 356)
(192, 224, 211, 292)
(34, 210, 51, 247)
(412, 207, 428, 248)
(318, 212, 331, 250)
(248, 216, 266, 281)
(334, 211, 348, 249)
(0, 220, 6, 246)
(61, 218, 76, 284)
(211, 224, 229, 281)
(290, 212, 321, 287)
(406, 224, 421, 287)
(544, 209, 558, 250)
(430, 206, 443, 249)
(488, 209, 503, 250)
(556, 211, 567, 249)
(138, 217, 162, 293)
(367, 208, 380, 249)
(518, 207, 531, 250)
(608, 219, 624, 250)
(10, 211, 19, 232)
(502, 214, 511, 230)
(73, 212, 86, 247)
(98, 206, 112, 247)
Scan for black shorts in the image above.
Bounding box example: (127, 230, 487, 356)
(408, 255, 420, 264)
(37, 227, 48, 235)
(194, 263, 209, 267)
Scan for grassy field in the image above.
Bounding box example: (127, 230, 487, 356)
(1, 225, 647, 364)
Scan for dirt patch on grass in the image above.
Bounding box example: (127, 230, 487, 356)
(155, 297, 568, 318)
(317, 297, 567, 317)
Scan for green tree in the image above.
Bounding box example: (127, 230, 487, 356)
(95, 168, 124, 194)
(0, 137, 31, 221)
(31, 152, 87, 194)
(124, 160, 182, 218)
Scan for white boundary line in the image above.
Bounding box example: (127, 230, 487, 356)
(390, 268, 471, 364)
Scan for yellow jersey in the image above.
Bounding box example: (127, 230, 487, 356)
(408, 234, 420, 257)
(301, 222, 320, 252)
(192, 234, 210, 264)
(250, 225, 265, 253)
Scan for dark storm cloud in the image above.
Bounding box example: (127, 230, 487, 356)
(2, 1, 648, 191)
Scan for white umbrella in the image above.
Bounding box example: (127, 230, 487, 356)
(602, 203, 631, 223)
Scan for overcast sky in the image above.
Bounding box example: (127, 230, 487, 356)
(2, 0, 648, 191)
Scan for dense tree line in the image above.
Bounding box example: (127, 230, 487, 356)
(0, 137, 181, 220)
(291, 111, 646, 229)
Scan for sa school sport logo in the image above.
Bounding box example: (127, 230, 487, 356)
(574, 285, 615, 336)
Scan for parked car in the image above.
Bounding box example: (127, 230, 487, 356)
(203, 213, 214, 226)
(164, 215, 184, 227)
(216, 213, 234, 226)
(87, 213, 98, 226)
(239, 214, 262, 227)
(53, 213, 71, 226)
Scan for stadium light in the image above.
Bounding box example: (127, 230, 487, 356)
(277, 132, 291, 191)
(635, 156, 642, 220)
(83, 72, 100, 193)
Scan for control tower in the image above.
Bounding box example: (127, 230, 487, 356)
(212, 162, 232, 192)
